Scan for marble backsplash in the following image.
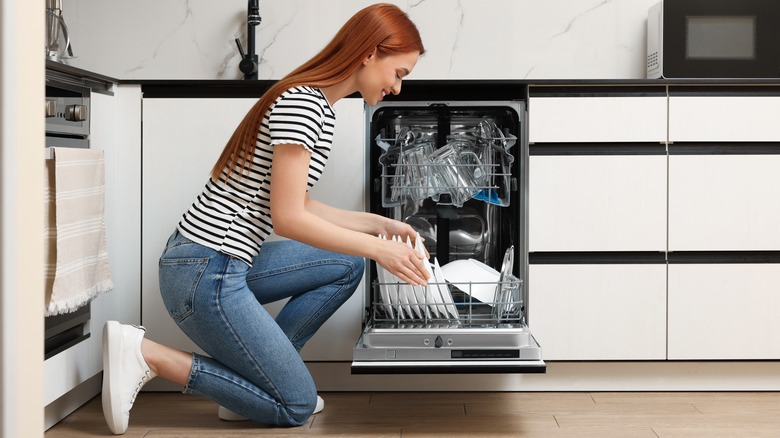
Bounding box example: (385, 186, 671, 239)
(60, 0, 659, 80)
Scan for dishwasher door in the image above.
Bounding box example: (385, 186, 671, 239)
(351, 100, 545, 374)
(351, 272, 545, 374)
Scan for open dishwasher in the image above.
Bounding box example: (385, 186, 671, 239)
(351, 98, 545, 374)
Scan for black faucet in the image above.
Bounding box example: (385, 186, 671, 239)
(236, 0, 261, 80)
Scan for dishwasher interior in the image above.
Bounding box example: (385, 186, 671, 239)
(351, 100, 545, 374)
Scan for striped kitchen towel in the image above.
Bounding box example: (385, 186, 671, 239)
(44, 147, 113, 316)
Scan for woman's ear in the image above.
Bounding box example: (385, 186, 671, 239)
(363, 47, 378, 65)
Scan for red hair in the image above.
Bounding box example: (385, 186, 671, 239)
(211, 3, 425, 179)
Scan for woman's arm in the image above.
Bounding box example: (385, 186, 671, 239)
(304, 196, 385, 235)
(270, 144, 430, 285)
(305, 198, 429, 258)
(304, 197, 417, 237)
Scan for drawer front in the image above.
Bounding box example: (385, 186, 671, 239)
(669, 154, 780, 251)
(668, 263, 780, 360)
(529, 96, 667, 143)
(669, 96, 780, 142)
(529, 263, 667, 361)
(530, 155, 667, 252)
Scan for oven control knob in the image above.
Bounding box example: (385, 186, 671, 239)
(65, 104, 88, 122)
(45, 100, 57, 117)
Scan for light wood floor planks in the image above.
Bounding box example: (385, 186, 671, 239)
(45, 391, 780, 437)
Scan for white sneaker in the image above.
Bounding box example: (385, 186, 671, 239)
(102, 321, 157, 434)
(218, 395, 325, 421)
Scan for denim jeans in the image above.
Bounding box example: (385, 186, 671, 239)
(158, 229, 364, 426)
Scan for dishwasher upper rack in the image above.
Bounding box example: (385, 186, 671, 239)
(377, 133, 517, 208)
(369, 278, 525, 327)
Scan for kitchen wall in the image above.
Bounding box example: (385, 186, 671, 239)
(61, 0, 658, 80)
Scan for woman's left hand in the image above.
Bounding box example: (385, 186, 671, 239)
(378, 218, 429, 258)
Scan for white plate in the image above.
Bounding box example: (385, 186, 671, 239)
(395, 236, 420, 319)
(413, 233, 440, 319)
(440, 258, 500, 305)
(376, 235, 395, 319)
(407, 235, 434, 320)
(433, 257, 459, 320)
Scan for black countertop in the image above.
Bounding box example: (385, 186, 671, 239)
(136, 78, 780, 100)
(44, 60, 780, 98)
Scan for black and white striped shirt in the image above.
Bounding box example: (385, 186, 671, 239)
(177, 86, 336, 265)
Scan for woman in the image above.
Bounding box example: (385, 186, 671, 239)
(101, 3, 426, 434)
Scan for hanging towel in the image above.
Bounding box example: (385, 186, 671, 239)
(44, 147, 113, 316)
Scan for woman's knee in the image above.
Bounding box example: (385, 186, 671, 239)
(344, 254, 365, 284)
(279, 390, 317, 426)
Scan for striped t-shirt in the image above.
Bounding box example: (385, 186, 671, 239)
(177, 86, 336, 265)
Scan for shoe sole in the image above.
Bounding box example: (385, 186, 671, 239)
(102, 321, 124, 434)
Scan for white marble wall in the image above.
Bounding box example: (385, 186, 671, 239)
(61, 0, 659, 80)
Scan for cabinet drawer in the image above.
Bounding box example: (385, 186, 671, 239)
(669, 96, 780, 142)
(669, 154, 780, 251)
(668, 264, 780, 360)
(529, 96, 667, 143)
(529, 264, 667, 360)
(529, 155, 667, 252)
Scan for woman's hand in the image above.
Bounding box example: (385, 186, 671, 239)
(377, 218, 429, 258)
(375, 236, 430, 286)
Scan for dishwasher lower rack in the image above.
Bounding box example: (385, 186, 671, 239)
(369, 278, 525, 325)
(351, 280, 545, 374)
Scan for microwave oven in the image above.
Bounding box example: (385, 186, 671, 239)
(647, 0, 780, 79)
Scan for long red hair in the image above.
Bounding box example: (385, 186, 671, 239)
(211, 3, 425, 179)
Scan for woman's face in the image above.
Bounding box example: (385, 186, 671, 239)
(355, 50, 420, 106)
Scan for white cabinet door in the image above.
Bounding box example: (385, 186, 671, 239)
(142, 97, 365, 363)
(669, 154, 780, 251)
(45, 86, 143, 406)
(669, 96, 780, 142)
(529, 155, 667, 252)
(529, 264, 667, 360)
(529, 96, 667, 143)
(668, 264, 780, 359)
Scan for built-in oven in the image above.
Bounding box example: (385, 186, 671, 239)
(351, 83, 545, 374)
(44, 74, 91, 359)
(45, 80, 90, 144)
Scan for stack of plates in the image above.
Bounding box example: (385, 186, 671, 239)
(375, 233, 459, 321)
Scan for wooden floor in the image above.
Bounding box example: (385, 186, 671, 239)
(45, 391, 780, 437)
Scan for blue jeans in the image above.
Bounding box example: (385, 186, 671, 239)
(157, 229, 363, 426)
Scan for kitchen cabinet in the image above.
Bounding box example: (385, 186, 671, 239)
(529, 264, 667, 360)
(130, 81, 780, 390)
(527, 89, 669, 361)
(141, 96, 366, 376)
(529, 154, 667, 252)
(669, 96, 780, 142)
(528, 85, 780, 362)
(669, 154, 780, 251)
(45, 84, 143, 428)
(668, 263, 780, 359)
(529, 96, 667, 143)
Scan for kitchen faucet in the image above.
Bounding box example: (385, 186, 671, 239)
(235, 0, 261, 80)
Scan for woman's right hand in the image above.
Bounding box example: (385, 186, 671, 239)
(375, 237, 430, 286)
